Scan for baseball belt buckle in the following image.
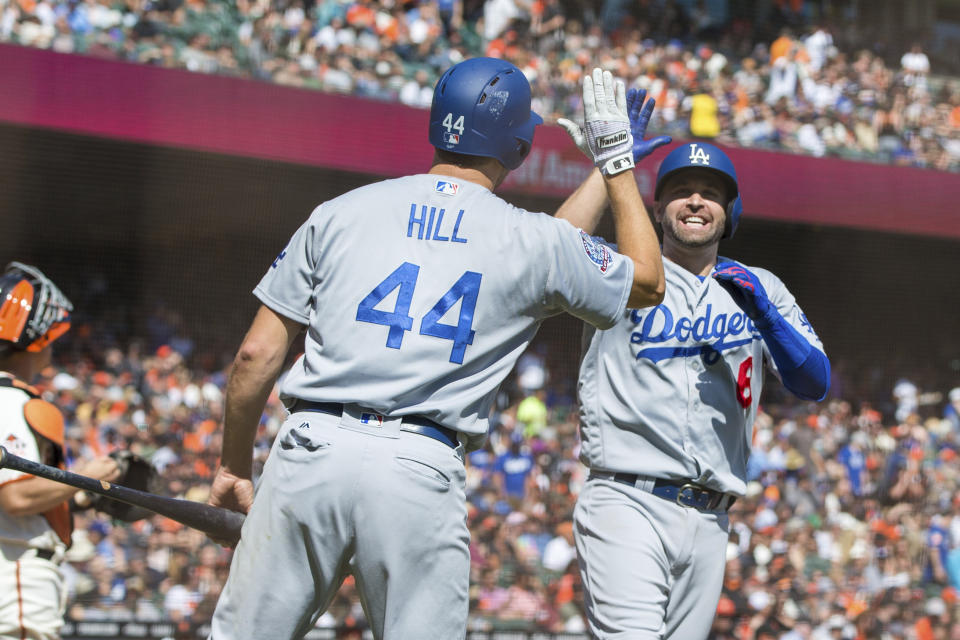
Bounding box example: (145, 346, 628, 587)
(676, 483, 699, 508)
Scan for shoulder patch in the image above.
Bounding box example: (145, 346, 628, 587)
(3, 433, 29, 458)
(579, 231, 610, 273)
(24, 399, 65, 447)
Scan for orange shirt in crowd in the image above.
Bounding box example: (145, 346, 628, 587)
(770, 35, 793, 63)
(950, 105, 960, 129)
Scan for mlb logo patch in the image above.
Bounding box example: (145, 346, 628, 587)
(435, 180, 460, 196)
(443, 132, 460, 145)
(579, 231, 610, 273)
(360, 412, 384, 427)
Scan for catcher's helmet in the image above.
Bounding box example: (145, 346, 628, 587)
(429, 57, 543, 170)
(654, 142, 743, 238)
(0, 262, 73, 352)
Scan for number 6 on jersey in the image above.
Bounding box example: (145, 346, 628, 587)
(356, 262, 481, 364)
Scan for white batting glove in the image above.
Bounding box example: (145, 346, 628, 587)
(582, 68, 635, 176)
(557, 117, 590, 158)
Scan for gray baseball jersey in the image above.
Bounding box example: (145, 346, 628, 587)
(578, 255, 825, 496)
(212, 174, 636, 640)
(574, 255, 825, 640)
(255, 174, 633, 451)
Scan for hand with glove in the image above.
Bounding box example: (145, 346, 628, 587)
(559, 86, 671, 166)
(84, 450, 161, 522)
(559, 68, 635, 176)
(712, 262, 778, 327)
(713, 261, 830, 401)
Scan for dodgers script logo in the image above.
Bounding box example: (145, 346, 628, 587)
(629, 303, 759, 364)
(435, 180, 460, 196)
(689, 143, 711, 165)
(579, 231, 610, 273)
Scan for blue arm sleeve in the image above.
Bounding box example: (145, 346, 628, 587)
(755, 311, 831, 401)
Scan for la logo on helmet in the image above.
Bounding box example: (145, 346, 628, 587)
(689, 144, 711, 165)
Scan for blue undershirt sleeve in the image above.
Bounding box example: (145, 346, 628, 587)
(755, 311, 831, 401)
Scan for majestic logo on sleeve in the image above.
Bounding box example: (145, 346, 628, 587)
(689, 144, 711, 165)
(579, 231, 610, 273)
(629, 304, 759, 364)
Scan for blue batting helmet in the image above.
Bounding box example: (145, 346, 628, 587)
(654, 142, 743, 238)
(429, 57, 543, 170)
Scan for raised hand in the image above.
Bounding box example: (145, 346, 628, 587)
(626, 88, 672, 163)
(581, 68, 635, 176)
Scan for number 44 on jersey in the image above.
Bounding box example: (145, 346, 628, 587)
(356, 262, 481, 365)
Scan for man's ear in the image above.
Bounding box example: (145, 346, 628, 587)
(653, 201, 664, 223)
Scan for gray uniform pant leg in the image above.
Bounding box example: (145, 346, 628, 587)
(573, 478, 729, 640)
(211, 412, 470, 640)
(350, 431, 470, 640)
(211, 414, 355, 640)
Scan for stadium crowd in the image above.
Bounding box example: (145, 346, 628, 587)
(29, 318, 960, 638)
(1, 0, 958, 171)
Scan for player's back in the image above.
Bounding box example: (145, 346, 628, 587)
(256, 174, 631, 441)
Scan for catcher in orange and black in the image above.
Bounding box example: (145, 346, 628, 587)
(0, 261, 123, 640)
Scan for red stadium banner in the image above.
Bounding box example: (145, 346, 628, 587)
(1, 44, 957, 239)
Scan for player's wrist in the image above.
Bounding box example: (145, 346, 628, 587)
(600, 152, 635, 176)
(751, 302, 780, 329)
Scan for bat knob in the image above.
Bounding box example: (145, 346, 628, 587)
(0, 445, 6, 468)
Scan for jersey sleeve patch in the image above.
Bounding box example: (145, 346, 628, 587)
(579, 230, 611, 274)
(3, 432, 30, 458)
(24, 399, 65, 447)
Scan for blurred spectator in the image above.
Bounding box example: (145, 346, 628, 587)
(689, 88, 720, 138)
(0, 0, 956, 171)
(945, 387, 960, 431)
(494, 433, 535, 506)
(541, 521, 576, 574)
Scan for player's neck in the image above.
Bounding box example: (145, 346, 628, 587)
(428, 164, 501, 191)
(662, 241, 719, 277)
(0, 351, 41, 382)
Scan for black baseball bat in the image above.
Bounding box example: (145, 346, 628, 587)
(0, 446, 244, 545)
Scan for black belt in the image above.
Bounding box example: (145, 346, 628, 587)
(590, 471, 737, 512)
(287, 400, 459, 449)
(35, 548, 55, 561)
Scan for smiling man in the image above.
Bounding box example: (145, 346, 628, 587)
(556, 133, 830, 639)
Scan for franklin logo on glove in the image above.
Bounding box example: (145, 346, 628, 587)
(598, 130, 630, 149)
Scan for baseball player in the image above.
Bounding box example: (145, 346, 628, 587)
(558, 94, 830, 639)
(207, 60, 665, 639)
(0, 262, 120, 640)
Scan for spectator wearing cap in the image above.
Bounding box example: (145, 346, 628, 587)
(494, 433, 535, 507)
